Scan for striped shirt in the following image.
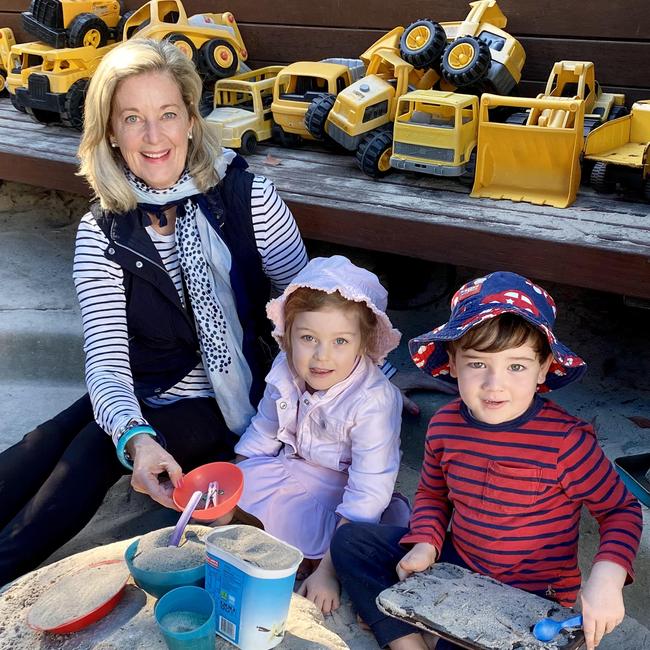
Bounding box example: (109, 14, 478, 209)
(401, 395, 642, 606)
(73, 175, 308, 443)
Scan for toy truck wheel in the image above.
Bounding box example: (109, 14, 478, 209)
(356, 128, 393, 178)
(272, 124, 302, 148)
(10, 94, 26, 113)
(441, 36, 491, 88)
(116, 10, 139, 40)
(505, 111, 529, 125)
(304, 93, 336, 140)
(239, 131, 257, 155)
(165, 33, 197, 64)
(0, 72, 6, 97)
(400, 19, 446, 70)
(458, 150, 477, 187)
(590, 162, 615, 194)
(643, 179, 650, 202)
(67, 13, 110, 49)
(60, 79, 88, 131)
(199, 39, 239, 80)
(26, 107, 59, 125)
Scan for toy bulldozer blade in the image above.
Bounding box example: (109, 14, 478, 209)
(471, 94, 585, 208)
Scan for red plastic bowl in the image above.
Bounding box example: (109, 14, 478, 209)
(173, 461, 244, 522)
(26, 559, 129, 634)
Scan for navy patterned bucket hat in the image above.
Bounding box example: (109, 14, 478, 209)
(408, 271, 587, 392)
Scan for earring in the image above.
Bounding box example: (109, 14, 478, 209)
(110, 140, 117, 148)
(188, 132, 193, 140)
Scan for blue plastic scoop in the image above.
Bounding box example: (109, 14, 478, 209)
(533, 613, 583, 642)
(168, 490, 203, 547)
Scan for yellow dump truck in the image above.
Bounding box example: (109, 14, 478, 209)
(0, 28, 16, 95)
(506, 61, 627, 136)
(21, 0, 123, 49)
(206, 66, 283, 154)
(391, 90, 479, 179)
(471, 93, 586, 208)
(7, 40, 116, 128)
(271, 59, 365, 146)
(123, 0, 248, 80)
(584, 101, 650, 200)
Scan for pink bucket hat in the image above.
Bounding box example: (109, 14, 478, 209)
(266, 255, 401, 365)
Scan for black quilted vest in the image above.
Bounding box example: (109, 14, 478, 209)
(92, 157, 274, 406)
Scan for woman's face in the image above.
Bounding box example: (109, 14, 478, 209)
(110, 71, 194, 190)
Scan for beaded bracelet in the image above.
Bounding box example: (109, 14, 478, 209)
(116, 425, 157, 470)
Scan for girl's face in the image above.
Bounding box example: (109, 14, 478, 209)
(110, 71, 193, 190)
(289, 306, 363, 392)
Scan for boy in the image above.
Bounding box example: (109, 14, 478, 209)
(331, 272, 642, 650)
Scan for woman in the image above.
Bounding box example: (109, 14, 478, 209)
(0, 38, 307, 586)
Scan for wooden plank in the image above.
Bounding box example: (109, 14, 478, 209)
(140, 0, 650, 41)
(238, 25, 650, 91)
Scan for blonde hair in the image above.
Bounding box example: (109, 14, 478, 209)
(446, 313, 552, 361)
(78, 38, 221, 213)
(282, 287, 377, 357)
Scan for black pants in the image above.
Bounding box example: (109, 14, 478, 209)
(0, 394, 237, 586)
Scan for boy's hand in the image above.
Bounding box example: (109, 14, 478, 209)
(297, 563, 340, 614)
(580, 561, 627, 650)
(396, 542, 438, 581)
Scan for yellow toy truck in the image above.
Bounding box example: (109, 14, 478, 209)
(400, 1, 525, 95)
(21, 0, 123, 49)
(7, 39, 117, 128)
(205, 66, 283, 155)
(391, 90, 479, 180)
(270, 59, 365, 146)
(0, 28, 16, 96)
(506, 61, 627, 136)
(584, 101, 650, 200)
(123, 0, 248, 81)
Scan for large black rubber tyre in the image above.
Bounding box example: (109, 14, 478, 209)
(115, 10, 138, 40)
(505, 111, 529, 125)
(67, 13, 110, 48)
(0, 72, 6, 97)
(400, 19, 446, 70)
(198, 39, 239, 80)
(10, 93, 27, 113)
(458, 149, 477, 187)
(26, 107, 59, 125)
(643, 178, 650, 202)
(239, 131, 257, 155)
(607, 105, 629, 121)
(164, 33, 197, 64)
(356, 128, 393, 178)
(441, 36, 491, 88)
(590, 161, 615, 194)
(60, 78, 88, 130)
(304, 93, 336, 140)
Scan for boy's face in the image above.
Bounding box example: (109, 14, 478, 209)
(448, 342, 553, 425)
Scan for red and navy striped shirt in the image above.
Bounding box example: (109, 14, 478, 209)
(401, 396, 642, 606)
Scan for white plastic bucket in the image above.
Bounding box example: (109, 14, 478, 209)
(205, 526, 302, 650)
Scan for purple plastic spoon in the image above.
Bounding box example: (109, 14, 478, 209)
(168, 489, 203, 547)
(533, 614, 583, 642)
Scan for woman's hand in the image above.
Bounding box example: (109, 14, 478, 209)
(580, 561, 627, 650)
(297, 561, 341, 615)
(396, 542, 438, 581)
(127, 434, 183, 510)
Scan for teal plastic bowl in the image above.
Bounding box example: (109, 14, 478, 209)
(124, 539, 205, 599)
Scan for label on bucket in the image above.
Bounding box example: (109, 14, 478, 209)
(205, 526, 302, 650)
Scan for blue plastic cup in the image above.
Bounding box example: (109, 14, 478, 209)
(154, 586, 216, 650)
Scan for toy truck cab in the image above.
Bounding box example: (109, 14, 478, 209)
(206, 65, 283, 155)
(22, 0, 122, 49)
(391, 90, 479, 177)
(7, 39, 116, 128)
(270, 59, 364, 145)
(123, 1, 248, 81)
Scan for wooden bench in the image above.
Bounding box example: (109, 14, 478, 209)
(1, 0, 649, 300)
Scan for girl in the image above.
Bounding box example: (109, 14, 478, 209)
(233, 255, 410, 613)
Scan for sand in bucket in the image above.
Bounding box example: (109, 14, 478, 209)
(205, 525, 303, 650)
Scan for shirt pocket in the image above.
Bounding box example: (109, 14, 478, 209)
(305, 416, 344, 469)
(481, 460, 542, 513)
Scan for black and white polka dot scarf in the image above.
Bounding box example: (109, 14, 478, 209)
(125, 158, 256, 435)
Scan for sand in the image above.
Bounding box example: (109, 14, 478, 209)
(132, 525, 211, 572)
(159, 610, 209, 634)
(377, 563, 581, 650)
(26, 560, 129, 631)
(206, 525, 302, 570)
